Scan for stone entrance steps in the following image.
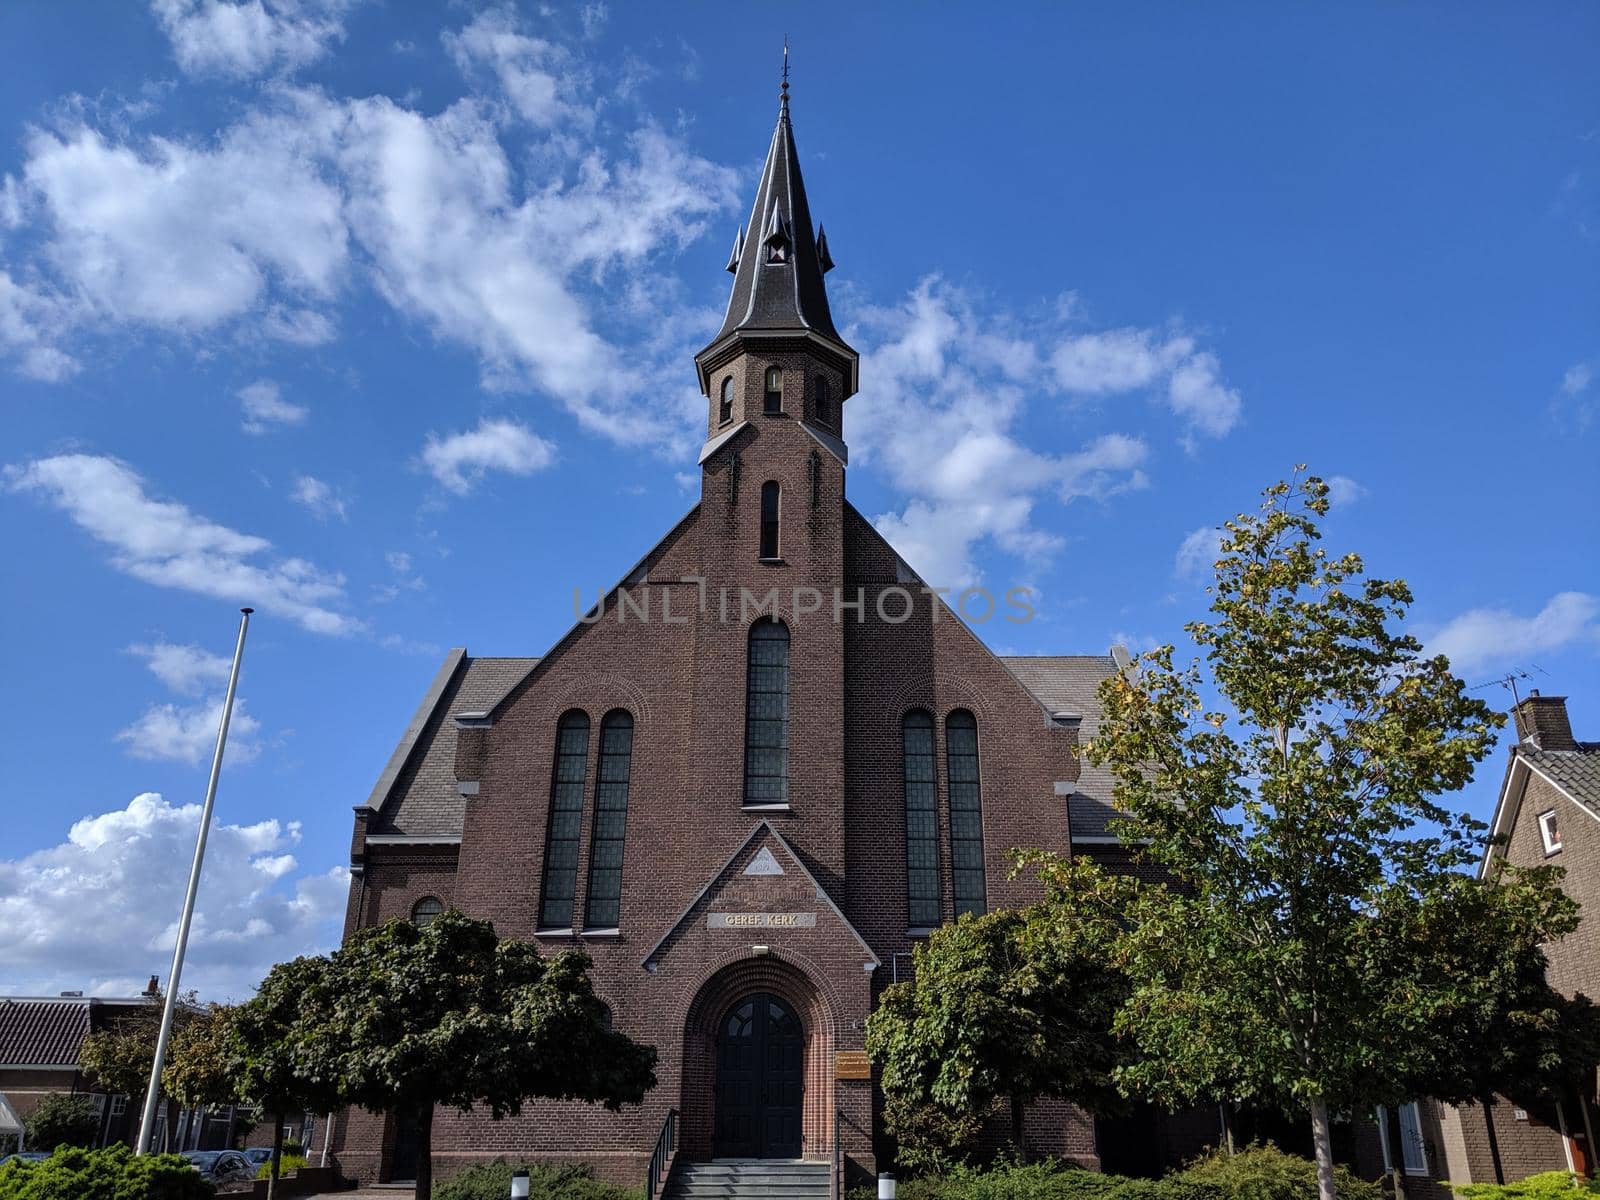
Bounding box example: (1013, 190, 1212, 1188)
(665, 1159, 831, 1200)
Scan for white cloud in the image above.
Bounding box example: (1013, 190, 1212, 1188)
(421, 417, 555, 494)
(373, 549, 424, 603)
(117, 696, 261, 765)
(1555, 360, 1596, 430)
(290, 474, 347, 520)
(1430, 591, 1600, 677)
(5, 453, 359, 634)
(127, 640, 233, 695)
(1561, 363, 1592, 396)
(1174, 526, 1224, 580)
(851, 279, 1154, 587)
(1050, 328, 1190, 394)
(1166, 351, 1243, 443)
(238, 380, 308, 433)
(1325, 474, 1366, 506)
(150, 0, 355, 80)
(0, 271, 79, 381)
(445, 8, 580, 129)
(0, 792, 348, 999)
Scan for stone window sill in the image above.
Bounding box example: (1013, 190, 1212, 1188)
(757, 557, 785, 565)
(742, 803, 792, 813)
(581, 928, 621, 940)
(533, 928, 574, 939)
(907, 927, 936, 939)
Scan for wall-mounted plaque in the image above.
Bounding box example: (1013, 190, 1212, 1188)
(835, 1051, 871, 1080)
(706, 912, 817, 929)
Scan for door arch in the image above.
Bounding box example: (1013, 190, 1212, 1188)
(714, 992, 804, 1158)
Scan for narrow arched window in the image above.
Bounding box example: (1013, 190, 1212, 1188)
(946, 710, 987, 917)
(764, 365, 782, 414)
(584, 710, 633, 930)
(902, 710, 941, 928)
(760, 481, 780, 560)
(411, 896, 443, 927)
(539, 710, 590, 929)
(743, 620, 789, 805)
(719, 376, 734, 425)
(815, 376, 832, 427)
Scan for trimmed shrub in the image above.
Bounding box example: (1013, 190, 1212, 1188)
(1450, 1173, 1600, 1199)
(1181, 1145, 1382, 1200)
(254, 1154, 309, 1180)
(434, 1161, 641, 1200)
(0, 1143, 215, 1199)
(847, 1161, 1221, 1200)
(21, 1095, 98, 1152)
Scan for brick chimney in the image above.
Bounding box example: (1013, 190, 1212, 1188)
(1511, 691, 1578, 751)
(143, 974, 160, 997)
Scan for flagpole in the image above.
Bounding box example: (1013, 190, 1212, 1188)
(135, 607, 253, 1155)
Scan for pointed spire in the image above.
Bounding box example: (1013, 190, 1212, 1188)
(816, 224, 834, 274)
(725, 225, 743, 274)
(696, 49, 855, 374)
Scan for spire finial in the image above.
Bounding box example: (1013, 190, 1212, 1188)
(780, 36, 790, 108)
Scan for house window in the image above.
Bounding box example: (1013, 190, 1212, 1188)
(1377, 1104, 1429, 1176)
(584, 710, 633, 930)
(1537, 809, 1562, 855)
(815, 376, 832, 426)
(764, 366, 783, 414)
(539, 710, 591, 929)
(903, 709, 942, 929)
(760, 481, 781, 559)
(719, 376, 734, 425)
(110, 1095, 127, 1119)
(946, 710, 987, 917)
(743, 620, 789, 805)
(410, 896, 444, 927)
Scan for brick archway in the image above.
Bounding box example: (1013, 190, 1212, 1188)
(681, 957, 837, 1160)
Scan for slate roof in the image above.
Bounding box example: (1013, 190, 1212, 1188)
(1522, 744, 1600, 817)
(0, 998, 92, 1068)
(697, 84, 854, 366)
(369, 654, 537, 836)
(1000, 654, 1127, 841)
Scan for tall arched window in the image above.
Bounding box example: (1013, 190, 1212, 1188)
(946, 710, 987, 916)
(764, 365, 783, 414)
(815, 376, 832, 427)
(719, 376, 734, 425)
(743, 620, 789, 805)
(584, 710, 633, 930)
(759, 481, 781, 559)
(903, 710, 941, 928)
(539, 710, 590, 929)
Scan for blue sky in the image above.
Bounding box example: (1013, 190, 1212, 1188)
(1, 1, 1595, 999)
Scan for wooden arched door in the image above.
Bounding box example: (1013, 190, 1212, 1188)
(713, 992, 804, 1158)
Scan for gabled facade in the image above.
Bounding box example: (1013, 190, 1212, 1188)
(333, 78, 1166, 1189)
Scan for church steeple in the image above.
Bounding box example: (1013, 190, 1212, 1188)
(694, 66, 858, 403)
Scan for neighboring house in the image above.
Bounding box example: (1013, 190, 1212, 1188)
(0, 981, 237, 1153)
(1355, 691, 1600, 1194)
(327, 76, 1224, 1190)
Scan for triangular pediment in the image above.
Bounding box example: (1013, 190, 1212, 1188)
(640, 820, 877, 971)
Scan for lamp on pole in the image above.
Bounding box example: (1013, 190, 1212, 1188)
(135, 607, 253, 1155)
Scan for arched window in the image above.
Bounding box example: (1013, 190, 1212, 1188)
(902, 710, 941, 928)
(584, 710, 633, 930)
(815, 376, 832, 427)
(743, 620, 789, 805)
(759, 481, 780, 560)
(719, 376, 734, 425)
(539, 710, 590, 929)
(764, 366, 783, 414)
(411, 896, 444, 927)
(946, 710, 987, 916)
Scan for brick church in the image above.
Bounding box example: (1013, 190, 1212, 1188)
(333, 78, 1163, 1188)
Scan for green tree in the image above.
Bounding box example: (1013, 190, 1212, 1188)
(78, 992, 185, 1152)
(227, 961, 342, 1200)
(1085, 470, 1581, 1200)
(866, 879, 1132, 1170)
(161, 1004, 242, 1114)
(23, 1093, 99, 1151)
(296, 909, 656, 1200)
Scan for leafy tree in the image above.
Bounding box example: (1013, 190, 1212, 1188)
(79, 989, 199, 1152)
(295, 909, 657, 1200)
(228, 959, 342, 1200)
(1084, 470, 1581, 1200)
(161, 1004, 242, 1114)
(866, 880, 1131, 1170)
(22, 1093, 99, 1151)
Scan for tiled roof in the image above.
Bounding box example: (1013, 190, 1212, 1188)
(0, 998, 91, 1067)
(373, 655, 537, 836)
(999, 655, 1125, 841)
(1523, 743, 1600, 817)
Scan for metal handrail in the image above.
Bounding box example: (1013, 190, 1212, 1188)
(645, 1108, 678, 1200)
(833, 1106, 844, 1200)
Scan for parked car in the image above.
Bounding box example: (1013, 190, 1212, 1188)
(241, 1147, 274, 1167)
(181, 1149, 257, 1187)
(0, 1152, 49, 1166)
